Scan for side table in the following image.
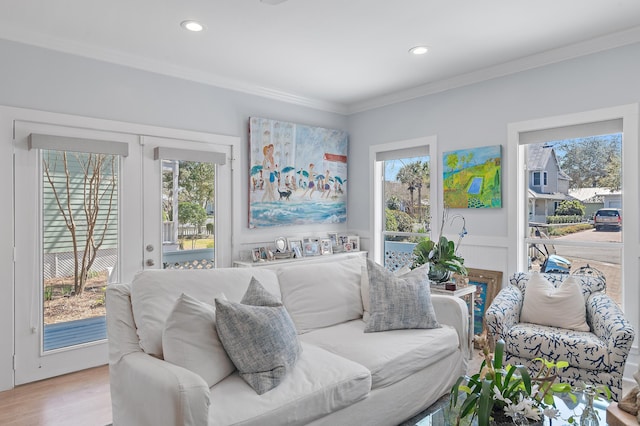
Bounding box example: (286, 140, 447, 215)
(430, 284, 476, 359)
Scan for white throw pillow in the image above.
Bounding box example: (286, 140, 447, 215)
(278, 256, 365, 333)
(520, 272, 590, 332)
(162, 293, 235, 388)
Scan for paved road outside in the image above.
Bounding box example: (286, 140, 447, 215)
(533, 228, 622, 306)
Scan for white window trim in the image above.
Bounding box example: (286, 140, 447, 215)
(369, 135, 438, 265)
(507, 103, 639, 372)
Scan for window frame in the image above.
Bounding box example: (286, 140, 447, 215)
(369, 135, 439, 265)
(507, 104, 639, 357)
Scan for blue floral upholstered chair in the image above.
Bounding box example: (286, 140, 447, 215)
(485, 272, 635, 400)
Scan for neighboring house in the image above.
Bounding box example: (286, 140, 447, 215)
(526, 144, 572, 224)
(569, 187, 622, 218)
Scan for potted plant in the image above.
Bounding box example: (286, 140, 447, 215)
(412, 210, 468, 282)
(412, 235, 467, 282)
(448, 339, 610, 426)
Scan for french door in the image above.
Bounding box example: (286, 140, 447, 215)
(13, 117, 234, 385)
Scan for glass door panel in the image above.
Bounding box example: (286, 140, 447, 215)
(41, 149, 119, 351)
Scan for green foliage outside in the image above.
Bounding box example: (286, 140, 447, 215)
(178, 202, 207, 229)
(546, 215, 583, 224)
(557, 135, 621, 190)
(385, 208, 414, 233)
(547, 223, 593, 236)
(554, 200, 585, 216)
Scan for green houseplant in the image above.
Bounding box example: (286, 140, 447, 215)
(412, 210, 468, 282)
(412, 236, 467, 282)
(449, 339, 581, 426)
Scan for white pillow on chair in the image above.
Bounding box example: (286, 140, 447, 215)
(521, 272, 590, 332)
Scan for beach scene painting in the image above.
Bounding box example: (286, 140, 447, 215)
(443, 145, 502, 208)
(249, 117, 348, 228)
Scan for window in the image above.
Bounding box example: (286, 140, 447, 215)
(371, 137, 437, 270)
(519, 118, 624, 307)
(533, 172, 541, 186)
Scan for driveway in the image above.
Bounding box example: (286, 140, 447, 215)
(549, 228, 621, 305)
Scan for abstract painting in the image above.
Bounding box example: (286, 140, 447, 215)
(443, 145, 502, 208)
(249, 117, 348, 228)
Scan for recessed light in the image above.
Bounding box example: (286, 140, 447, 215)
(409, 46, 429, 55)
(181, 20, 204, 32)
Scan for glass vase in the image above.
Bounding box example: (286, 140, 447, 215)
(428, 264, 451, 283)
(580, 388, 599, 426)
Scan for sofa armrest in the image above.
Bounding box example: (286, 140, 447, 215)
(110, 351, 210, 426)
(484, 285, 523, 342)
(587, 293, 635, 373)
(432, 294, 469, 357)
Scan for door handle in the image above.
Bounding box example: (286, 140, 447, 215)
(146, 259, 155, 267)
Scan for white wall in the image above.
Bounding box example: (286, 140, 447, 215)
(347, 42, 640, 380)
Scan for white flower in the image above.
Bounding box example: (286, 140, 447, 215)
(503, 394, 542, 421)
(543, 406, 561, 419)
(492, 386, 512, 404)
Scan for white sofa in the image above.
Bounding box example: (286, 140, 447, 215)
(107, 256, 469, 426)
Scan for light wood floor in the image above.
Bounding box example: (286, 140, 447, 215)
(0, 365, 112, 426)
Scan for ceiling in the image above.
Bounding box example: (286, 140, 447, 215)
(1, 0, 640, 114)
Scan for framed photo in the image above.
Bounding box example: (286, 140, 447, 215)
(320, 238, 333, 255)
(251, 247, 262, 262)
(259, 247, 268, 260)
(327, 232, 338, 248)
(337, 234, 349, 252)
(467, 268, 503, 346)
(287, 239, 303, 258)
(303, 238, 320, 256)
(347, 235, 360, 251)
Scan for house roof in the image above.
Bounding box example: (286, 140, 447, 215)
(526, 145, 571, 180)
(569, 187, 621, 203)
(527, 189, 573, 201)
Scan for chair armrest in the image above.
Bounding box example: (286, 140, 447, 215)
(432, 294, 470, 357)
(110, 351, 210, 426)
(485, 286, 523, 342)
(587, 293, 635, 373)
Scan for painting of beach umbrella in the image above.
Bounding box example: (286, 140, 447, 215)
(250, 164, 263, 176)
(281, 166, 295, 174)
(296, 169, 309, 178)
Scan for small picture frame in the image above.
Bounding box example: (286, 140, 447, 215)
(320, 238, 333, 255)
(327, 232, 338, 248)
(288, 239, 303, 258)
(251, 247, 262, 262)
(259, 247, 268, 260)
(303, 238, 320, 256)
(347, 235, 360, 251)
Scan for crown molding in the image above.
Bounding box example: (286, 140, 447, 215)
(0, 28, 349, 115)
(347, 26, 640, 114)
(2, 25, 639, 116)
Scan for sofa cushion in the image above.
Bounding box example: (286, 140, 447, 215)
(130, 268, 280, 357)
(505, 323, 607, 371)
(277, 256, 365, 333)
(162, 293, 235, 388)
(300, 319, 459, 389)
(521, 272, 590, 332)
(364, 259, 439, 332)
(209, 342, 371, 426)
(215, 278, 301, 394)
